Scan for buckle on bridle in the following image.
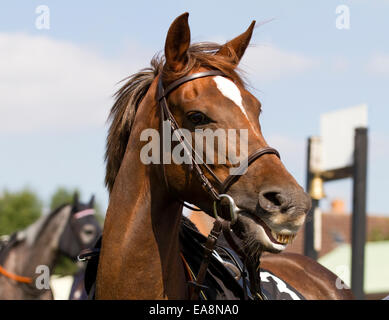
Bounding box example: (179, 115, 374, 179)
(213, 194, 240, 225)
(77, 248, 100, 262)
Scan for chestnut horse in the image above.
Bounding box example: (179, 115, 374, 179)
(96, 13, 353, 299)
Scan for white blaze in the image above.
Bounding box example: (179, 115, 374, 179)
(213, 76, 248, 118)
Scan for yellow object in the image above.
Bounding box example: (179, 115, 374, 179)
(309, 174, 326, 200)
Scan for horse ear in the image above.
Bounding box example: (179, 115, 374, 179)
(164, 12, 191, 73)
(73, 192, 79, 206)
(89, 194, 95, 208)
(216, 21, 256, 66)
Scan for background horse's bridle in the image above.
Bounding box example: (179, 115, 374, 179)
(157, 70, 280, 300)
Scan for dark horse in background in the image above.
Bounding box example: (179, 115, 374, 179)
(0, 194, 101, 299)
(95, 13, 353, 299)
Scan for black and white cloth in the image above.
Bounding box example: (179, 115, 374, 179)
(180, 217, 305, 300)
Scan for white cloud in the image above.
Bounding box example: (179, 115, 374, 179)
(366, 53, 389, 75)
(0, 34, 316, 133)
(240, 44, 317, 82)
(0, 33, 151, 133)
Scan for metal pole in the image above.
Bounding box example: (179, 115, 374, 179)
(304, 137, 318, 260)
(351, 127, 368, 299)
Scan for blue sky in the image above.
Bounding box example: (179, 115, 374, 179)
(0, 1, 388, 215)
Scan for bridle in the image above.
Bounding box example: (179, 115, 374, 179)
(157, 69, 281, 300)
(157, 69, 280, 217)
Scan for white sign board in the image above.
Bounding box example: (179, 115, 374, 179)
(309, 136, 322, 172)
(320, 104, 367, 171)
(314, 207, 322, 252)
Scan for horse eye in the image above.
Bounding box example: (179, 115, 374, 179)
(186, 111, 210, 125)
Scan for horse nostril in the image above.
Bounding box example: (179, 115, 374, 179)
(263, 192, 282, 206)
(260, 190, 290, 212)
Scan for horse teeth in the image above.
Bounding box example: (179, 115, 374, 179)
(271, 231, 296, 244)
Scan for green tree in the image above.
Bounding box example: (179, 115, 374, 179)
(52, 255, 79, 276)
(368, 227, 389, 242)
(0, 188, 42, 236)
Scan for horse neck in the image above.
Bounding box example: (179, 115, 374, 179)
(97, 79, 188, 299)
(12, 205, 72, 276)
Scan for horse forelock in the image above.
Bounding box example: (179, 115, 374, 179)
(105, 42, 246, 193)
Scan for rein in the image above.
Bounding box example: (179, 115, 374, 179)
(0, 235, 33, 285)
(157, 70, 280, 300)
(0, 265, 33, 284)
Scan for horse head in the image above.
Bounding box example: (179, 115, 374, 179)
(157, 13, 311, 255)
(59, 193, 102, 260)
